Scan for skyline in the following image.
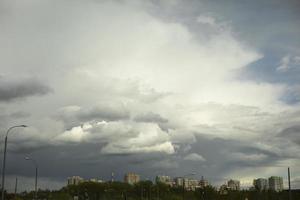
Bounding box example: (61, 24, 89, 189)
(1, 0, 300, 192)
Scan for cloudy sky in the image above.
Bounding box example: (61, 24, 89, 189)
(1, 0, 300, 191)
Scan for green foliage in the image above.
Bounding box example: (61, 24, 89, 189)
(9, 182, 300, 200)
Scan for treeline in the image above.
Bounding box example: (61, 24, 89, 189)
(9, 180, 300, 200)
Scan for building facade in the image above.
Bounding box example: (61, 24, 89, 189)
(253, 178, 268, 191)
(124, 173, 140, 185)
(174, 177, 184, 187)
(67, 176, 84, 186)
(156, 175, 172, 186)
(199, 176, 209, 188)
(188, 179, 199, 191)
(268, 176, 283, 192)
(227, 179, 240, 191)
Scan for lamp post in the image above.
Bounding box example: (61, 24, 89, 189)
(25, 156, 38, 200)
(182, 173, 196, 200)
(1, 125, 27, 200)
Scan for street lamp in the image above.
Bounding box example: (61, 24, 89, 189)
(182, 173, 196, 200)
(25, 156, 38, 200)
(1, 125, 27, 200)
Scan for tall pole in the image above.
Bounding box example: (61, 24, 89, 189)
(35, 166, 38, 200)
(25, 157, 38, 200)
(14, 177, 18, 197)
(288, 167, 291, 200)
(182, 178, 185, 200)
(1, 136, 8, 200)
(1, 125, 27, 200)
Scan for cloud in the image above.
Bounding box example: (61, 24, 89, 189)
(134, 112, 168, 123)
(277, 55, 291, 72)
(9, 111, 31, 118)
(54, 121, 174, 155)
(196, 15, 216, 26)
(55, 103, 130, 129)
(277, 55, 300, 72)
(229, 152, 268, 162)
(184, 153, 206, 162)
(278, 125, 300, 145)
(0, 76, 51, 102)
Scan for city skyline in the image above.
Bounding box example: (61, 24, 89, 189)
(0, 0, 300, 193)
(66, 173, 287, 192)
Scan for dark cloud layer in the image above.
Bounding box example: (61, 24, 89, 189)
(134, 112, 168, 123)
(0, 77, 51, 102)
(278, 125, 300, 145)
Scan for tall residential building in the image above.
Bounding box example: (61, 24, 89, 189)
(156, 175, 172, 186)
(174, 177, 193, 189)
(253, 178, 268, 191)
(124, 173, 140, 185)
(188, 179, 199, 191)
(227, 179, 240, 191)
(268, 176, 283, 192)
(174, 177, 184, 187)
(67, 176, 84, 186)
(199, 176, 209, 188)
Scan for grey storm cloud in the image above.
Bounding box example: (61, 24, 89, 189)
(134, 112, 168, 123)
(0, 77, 51, 102)
(55, 104, 130, 129)
(78, 106, 130, 122)
(278, 125, 300, 145)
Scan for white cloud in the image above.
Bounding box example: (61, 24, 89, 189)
(196, 15, 216, 26)
(277, 54, 300, 72)
(230, 152, 268, 162)
(184, 153, 206, 162)
(54, 121, 174, 155)
(277, 55, 291, 72)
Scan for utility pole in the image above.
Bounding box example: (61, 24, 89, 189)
(14, 177, 18, 197)
(157, 184, 159, 200)
(1, 125, 27, 200)
(288, 167, 292, 200)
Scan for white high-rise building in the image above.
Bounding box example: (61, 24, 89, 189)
(268, 176, 283, 192)
(174, 177, 184, 187)
(156, 175, 172, 186)
(67, 176, 84, 186)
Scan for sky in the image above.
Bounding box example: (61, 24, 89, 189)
(0, 0, 300, 192)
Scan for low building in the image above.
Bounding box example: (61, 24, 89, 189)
(219, 184, 228, 195)
(67, 176, 84, 186)
(199, 176, 209, 188)
(268, 176, 283, 192)
(227, 179, 240, 191)
(188, 179, 199, 191)
(156, 175, 172, 186)
(89, 178, 104, 183)
(253, 178, 268, 191)
(174, 177, 184, 187)
(124, 173, 140, 185)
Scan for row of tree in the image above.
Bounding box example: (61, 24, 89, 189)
(8, 181, 300, 200)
